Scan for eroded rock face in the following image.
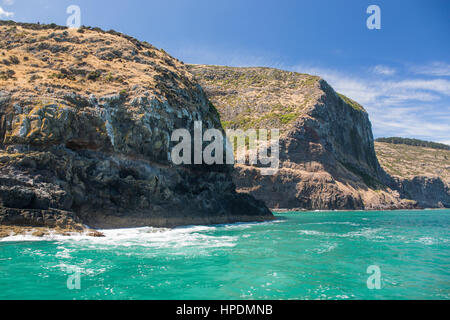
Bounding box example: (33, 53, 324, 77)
(395, 177, 450, 208)
(0, 22, 272, 232)
(375, 142, 450, 208)
(189, 65, 422, 210)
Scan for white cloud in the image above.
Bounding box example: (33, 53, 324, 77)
(292, 64, 450, 143)
(371, 106, 450, 137)
(0, 6, 13, 18)
(389, 79, 450, 96)
(174, 45, 450, 143)
(292, 66, 378, 105)
(411, 62, 450, 77)
(372, 65, 396, 76)
(294, 65, 450, 103)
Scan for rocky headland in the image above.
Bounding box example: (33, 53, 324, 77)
(1, 21, 448, 238)
(375, 141, 450, 208)
(188, 65, 449, 210)
(0, 22, 272, 237)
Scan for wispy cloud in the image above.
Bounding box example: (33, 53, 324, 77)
(292, 64, 450, 144)
(389, 79, 450, 96)
(175, 44, 449, 143)
(0, 6, 13, 18)
(373, 109, 449, 144)
(2, 0, 15, 5)
(372, 65, 396, 76)
(411, 62, 450, 77)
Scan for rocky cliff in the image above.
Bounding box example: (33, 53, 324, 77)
(188, 64, 440, 210)
(375, 142, 450, 208)
(0, 22, 272, 237)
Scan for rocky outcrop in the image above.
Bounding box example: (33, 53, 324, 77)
(189, 65, 425, 210)
(0, 22, 272, 235)
(375, 141, 450, 208)
(395, 176, 449, 208)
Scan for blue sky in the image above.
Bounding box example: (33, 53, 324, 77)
(1, 0, 449, 143)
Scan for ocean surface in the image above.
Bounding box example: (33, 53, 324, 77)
(0, 210, 449, 300)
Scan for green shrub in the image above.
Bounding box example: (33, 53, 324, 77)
(338, 93, 365, 112)
(87, 70, 101, 81)
(119, 89, 128, 97)
(279, 113, 298, 124)
(376, 137, 450, 150)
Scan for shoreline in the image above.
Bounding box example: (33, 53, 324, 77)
(1, 208, 449, 241)
(271, 207, 449, 213)
(0, 217, 283, 242)
(0, 214, 277, 240)
(0, 225, 105, 240)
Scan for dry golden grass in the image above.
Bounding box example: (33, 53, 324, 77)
(375, 142, 450, 182)
(0, 24, 194, 98)
(188, 64, 323, 131)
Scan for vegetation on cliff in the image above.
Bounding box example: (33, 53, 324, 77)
(375, 142, 450, 181)
(188, 65, 322, 131)
(0, 22, 272, 237)
(190, 64, 449, 210)
(375, 141, 449, 208)
(190, 64, 412, 210)
(376, 137, 450, 151)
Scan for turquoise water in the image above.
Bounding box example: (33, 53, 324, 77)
(0, 210, 449, 300)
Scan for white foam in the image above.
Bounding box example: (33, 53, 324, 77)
(55, 246, 74, 259)
(298, 227, 384, 239)
(416, 236, 437, 245)
(298, 230, 326, 236)
(74, 226, 239, 249)
(50, 263, 108, 277)
(301, 221, 360, 227)
(0, 224, 242, 250)
(0, 220, 282, 250)
(346, 228, 388, 240)
(314, 242, 338, 254)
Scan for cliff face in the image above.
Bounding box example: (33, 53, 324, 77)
(375, 142, 450, 208)
(0, 22, 272, 234)
(188, 65, 422, 210)
(396, 177, 449, 208)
